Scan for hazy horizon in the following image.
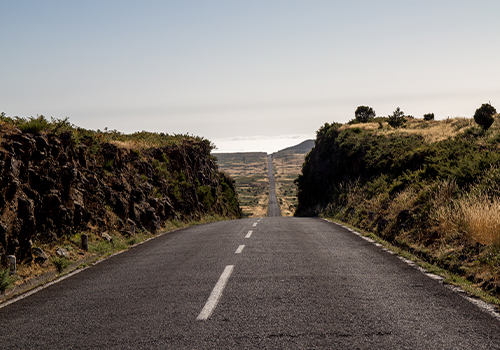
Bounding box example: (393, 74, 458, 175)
(212, 134, 315, 154)
(2, 1, 499, 152)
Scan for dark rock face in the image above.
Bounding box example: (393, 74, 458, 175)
(0, 129, 241, 261)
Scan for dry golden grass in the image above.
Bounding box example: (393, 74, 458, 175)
(387, 188, 418, 217)
(457, 194, 500, 245)
(110, 140, 158, 151)
(15, 261, 55, 284)
(273, 153, 305, 216)
(430, 179, 500, 245)
(341, 117, 475, 143)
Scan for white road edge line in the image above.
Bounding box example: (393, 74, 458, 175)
(0, 227, 185, 308)
(196, 265, 234, 321)
(235, 245, 245, 254)
(322, 218, 500, 321)
(245, 230, 253, 238)
(0, 266, 88, 309)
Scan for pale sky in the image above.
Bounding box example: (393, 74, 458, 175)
(1, 1, 499, 152)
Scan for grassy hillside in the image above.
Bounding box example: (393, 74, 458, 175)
(273, 139, 314, 156)
(296, 114, 500, 300)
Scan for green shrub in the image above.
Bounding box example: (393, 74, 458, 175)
(474, 103, 497, 130)
(89, 240, 112, 255)
(0, 268, 14, 294)
(51, 257, 71, 273)
(18, 115, 50, 134)
(103, 159, 114, 171)
(160, 152, 169, 163)
(152, 159, 169, 178)
(387, 107, 407, 128)
(354, 105, 376, 123)
(423, 113, 434, 121)
(197, 184, 215, 208)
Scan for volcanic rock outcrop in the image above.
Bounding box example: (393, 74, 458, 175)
(0, 126, 240, 263)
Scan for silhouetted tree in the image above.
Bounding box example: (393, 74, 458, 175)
(474, 103, 497, 130)
(355, 106, 376, 123)
(387, 107, 406, 128)
(423, 113, 434, 121)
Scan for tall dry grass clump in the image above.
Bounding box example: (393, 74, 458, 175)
(429, 180, 459, 237)
(457, 194, 500, 245)
(431, 180, 500, 245)
(387, 187, 418, 216)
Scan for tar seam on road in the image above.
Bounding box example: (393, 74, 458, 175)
(245, 230, 253, 238)
(235, 245, 245, 254)
(196, 265, 234, 321)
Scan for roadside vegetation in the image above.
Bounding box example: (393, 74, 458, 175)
(0, 112, 207, 150)
(296, 103, 500, 301)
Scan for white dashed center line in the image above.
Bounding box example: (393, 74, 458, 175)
(235, 245, 245, 254)
(197, 265, 234, 321)
(245, 230, 253, 238)
(252, 222, 258, 227)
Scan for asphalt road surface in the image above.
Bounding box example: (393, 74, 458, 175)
(1, 217, 500, 349)
(267, 155, 281, 217)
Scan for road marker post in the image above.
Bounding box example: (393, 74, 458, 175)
(7, 255, 16, 275)
(81, 234, 88, 251)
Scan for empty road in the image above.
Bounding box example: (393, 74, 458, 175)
(267, 155, 281, 217)
(1, 217, 500, 349)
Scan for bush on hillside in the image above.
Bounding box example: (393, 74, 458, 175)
(354, 106, 376, 123)
(423, 113, 434, 121)
(387, 107, 407, 128)
(474, 103, 497, 130)
(18, 115, 51, 134)
(295, 120, 500, 216)
(0, 268, 14, 295)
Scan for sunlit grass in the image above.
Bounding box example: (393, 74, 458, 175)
(341, 117, 475, 143)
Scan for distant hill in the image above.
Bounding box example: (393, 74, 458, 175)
(212, 139, 314, 160)
(272, 139, 314, 157)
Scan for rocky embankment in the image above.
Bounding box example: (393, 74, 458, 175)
(295, 119, 500, 298)
(0, 126, 240, 266)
